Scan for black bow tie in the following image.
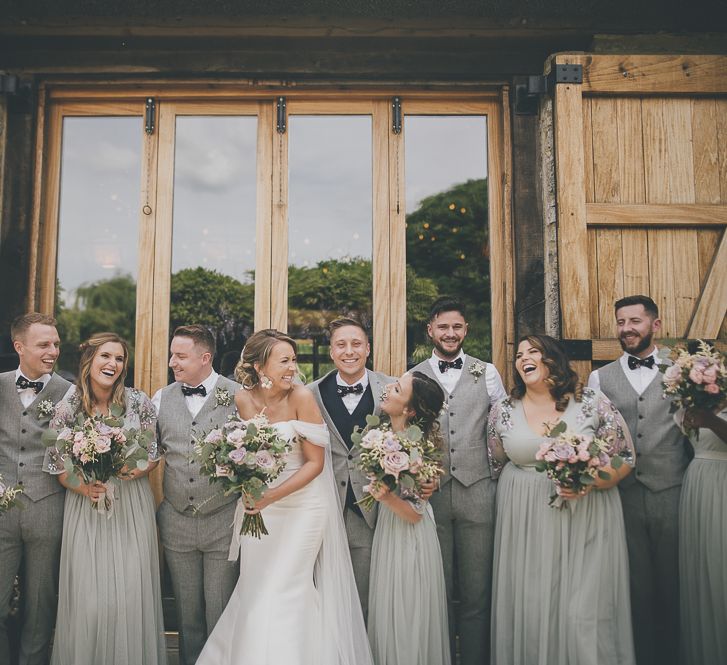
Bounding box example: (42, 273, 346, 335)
(337, 383, 364, 397)
(181, 385, 207, 397)
(16, 376, 44, 394)
(438, 357, 463, 373)
(627, 356, 655, 370)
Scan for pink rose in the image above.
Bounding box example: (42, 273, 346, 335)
(228, 447, 247, 464)
(214, 464, 234, 478)
(361, 429, 384, 450)
(226, 429, 247, 447)
(664, 364, 682, 383)
(535, 442, 551, 461)
(568, 455, 578, 464)
(382, 451, 410, 478)
(72, 440, 84, 457)
(552, 443, 576, 461)
(704, 383, 720, 395)
(57, 427, 73, 442)
(409, 457, 423, 473)
(382, 434, 402, 453)
(689, 367, 704, 384)
(255, 450, 276, 471)
(204, 429, 224, 444)
(702, 365, 718, 384)
(95, 436, 111, 453)
(73, 431, 85, 444)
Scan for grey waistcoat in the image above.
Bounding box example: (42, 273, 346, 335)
(157, 376, 241, 515)
(412, 356, 492, 487)
(598, 361, 688, 492)
(0, 371, 71, 501)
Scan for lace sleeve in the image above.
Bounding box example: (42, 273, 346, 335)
(595, 392, 635, 466)
(44, 397, 77, 475)
(487, 400, 509, 479)
(399, 487, 427, 514)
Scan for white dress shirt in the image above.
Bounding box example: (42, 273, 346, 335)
(336, 371, 370, 415)
(428, 350, 507, 404)
(15, 368, 52, 408)
(587, 347, 660, 397)
(152, 370, 219, 418)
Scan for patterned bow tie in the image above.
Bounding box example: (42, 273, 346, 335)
(337, 383, 364, 397)
(16, 376, 44, 394)
(438, 357, 463, 373)
(627, 356, 655, 370)
(181, 384, 207, 397)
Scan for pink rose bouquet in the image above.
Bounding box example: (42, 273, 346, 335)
(659, 341, 727, 436)
(352, 414, 444, 512)
(535, 421, 624, 508)
(194, 412, 290, 538)
(0, 473, 23, 515)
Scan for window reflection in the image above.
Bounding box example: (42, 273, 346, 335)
(170, 116, 257, 379)
(55, 116, 142, 383)
(404, 116, 490, 366)
(287, 116, 373, 381)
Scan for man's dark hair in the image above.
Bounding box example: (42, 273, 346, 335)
(428, 297, 466, 322)
(614, 295, 659, 319)
(173, 324, 216, 357)
(328, 317, 369, 339)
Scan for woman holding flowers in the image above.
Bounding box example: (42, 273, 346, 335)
(487, 335, 635, 665)
(365, 370, 450, 665)
(195, 329, 371, 665)
(43, 332, 166, 665)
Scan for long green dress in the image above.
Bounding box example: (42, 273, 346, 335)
(678, 407, 727, 665)
(487, 388, 635, 665)
(44, 387, 167, 665)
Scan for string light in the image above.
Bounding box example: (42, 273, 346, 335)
(448, 203, 456, 210)
(460, 207, 467, 214)
(423, 222, 430, 229)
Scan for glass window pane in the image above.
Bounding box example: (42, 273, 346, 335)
(170, 116, 257, 380)
(404, 116, 489, 366)
(55, 116, 142, 384)
(287, 116, 373, 381)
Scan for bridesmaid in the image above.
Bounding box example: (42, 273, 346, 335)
(678, 401, 727, 665)
(487, 335, 635, 665)
(367, 370, 450, 665)
(44, 333, 167, 665)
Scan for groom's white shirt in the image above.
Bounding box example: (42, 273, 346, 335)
(336, 371, 370, 415)
(428, 350, 507, 402)
(151, 370, 219, 418)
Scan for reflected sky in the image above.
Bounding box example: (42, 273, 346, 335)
(56, 116, 142, 302)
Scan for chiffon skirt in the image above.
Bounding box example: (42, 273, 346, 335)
(51, 477, 167, 665)
(679, 458, 727, 665)
(368, 502, 450, 665)
(491, 464, 635, 665)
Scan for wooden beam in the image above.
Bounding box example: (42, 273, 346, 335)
(593, 337, 727, 361)
(254, 100, 274, 331)
(687, 229, 727, 338)
(586, 203, 727, 226)
(556, 55, 727, 95)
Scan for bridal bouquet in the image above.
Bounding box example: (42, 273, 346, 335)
(659, 341, 727, 435)
(0, 473, 23, 515)
(352, 414, 444, 512)
(535, 421, 624, 508)
(194, 412, 290, 538)
(42, 405, 152, 513)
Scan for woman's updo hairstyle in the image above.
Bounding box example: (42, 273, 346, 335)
(234, 329, 298, 389)
(511, 334, 583, 411)
(408, 371, 445, 443)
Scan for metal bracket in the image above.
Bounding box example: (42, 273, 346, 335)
(276, 96, 287, 134)
(391, 97, 402, 134)
(145, 98, 156, 135)
(512, 64, 583, 115)
(0, 74, 19, 94)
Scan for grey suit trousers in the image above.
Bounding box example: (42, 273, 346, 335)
(157, 499, 238, 665)
(344, 507, 374, 620)
(429, 477, 497, 665)
(619, 482, 681, 665)
(0, 493, 64, 665)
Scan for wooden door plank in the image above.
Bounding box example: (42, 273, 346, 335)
(687, 229, 727, 338)
(586, 203, 727, 226)
(270, 122, 288, 331)
(388, 121, 406, 377)
(254, 101, 274, 331)
(582, 98, 600, 337)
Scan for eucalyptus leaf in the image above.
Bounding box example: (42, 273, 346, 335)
(550, 421, 567, 437)
(63, 457, 74, 473)
(579, 474, 595, 485)
(365, 414, 380, 427)
(136, 459, 149, 471)
(597, 470, 611, 481)
(405, 425, 422, 442)
(351, 432, 362, 446)
(66, 472, 81, 489)
(399, 474, 415, 490)
(534, 462, 546, 473)
(41, 428, 60, 447)
(109, 403, 124, 418)
(611, 455, 623, 470)
(246, 423, 258, 438)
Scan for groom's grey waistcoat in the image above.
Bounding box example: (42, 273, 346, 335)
(412, 356, 491, 487)
(598, 361, 688, 492)
(157, 376, 240, 514)
(0, 371, 71, 501)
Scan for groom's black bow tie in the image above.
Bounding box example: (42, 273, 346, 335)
(16, 376, 44, 394)
(627, 356, 655, 370)
(438, 357, 463, 373)
(182, 384, 207, 397)
(337, 383, 364, 397)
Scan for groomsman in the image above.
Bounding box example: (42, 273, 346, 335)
(153, 325, 241, 665)
(308, 317, 392, 616)
(588, 295, 688, 665)
(412, 297, 506, 665)
(0, 313, 71, 665)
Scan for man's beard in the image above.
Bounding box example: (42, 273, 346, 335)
(619, 330, 653, 355)
(433, 338, 463, 360)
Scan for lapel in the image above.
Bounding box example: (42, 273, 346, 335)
(312, 371, 348, 454)
(1, 372, 24, 412)
(367, 370, 386, 416)
(193, 375, 226, 423)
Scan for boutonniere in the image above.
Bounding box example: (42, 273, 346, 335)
(36, 399, 56, 420)
(468, 360, 486, 383)
(214, 387, 233, 407)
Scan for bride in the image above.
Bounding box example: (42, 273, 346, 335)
(195, 329, 373, 665)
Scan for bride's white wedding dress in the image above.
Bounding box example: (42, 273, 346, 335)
(195, 420, 372, 665)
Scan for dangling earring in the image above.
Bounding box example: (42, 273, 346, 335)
(259, 373, 273, 390)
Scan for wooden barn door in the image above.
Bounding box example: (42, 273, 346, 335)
(550, 54, 727, 378)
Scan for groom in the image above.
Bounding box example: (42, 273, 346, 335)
(153, 325, 241, 665)
(412, 297, 506, 665)
(0, 313, 72, 665)
(308, 317, 392, 616)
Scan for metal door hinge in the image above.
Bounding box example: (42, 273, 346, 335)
(513, 63, 583, 115)
(276, 96, 287, 134)
(145, 98, 156, 135)
(391, 97, 402, 134)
